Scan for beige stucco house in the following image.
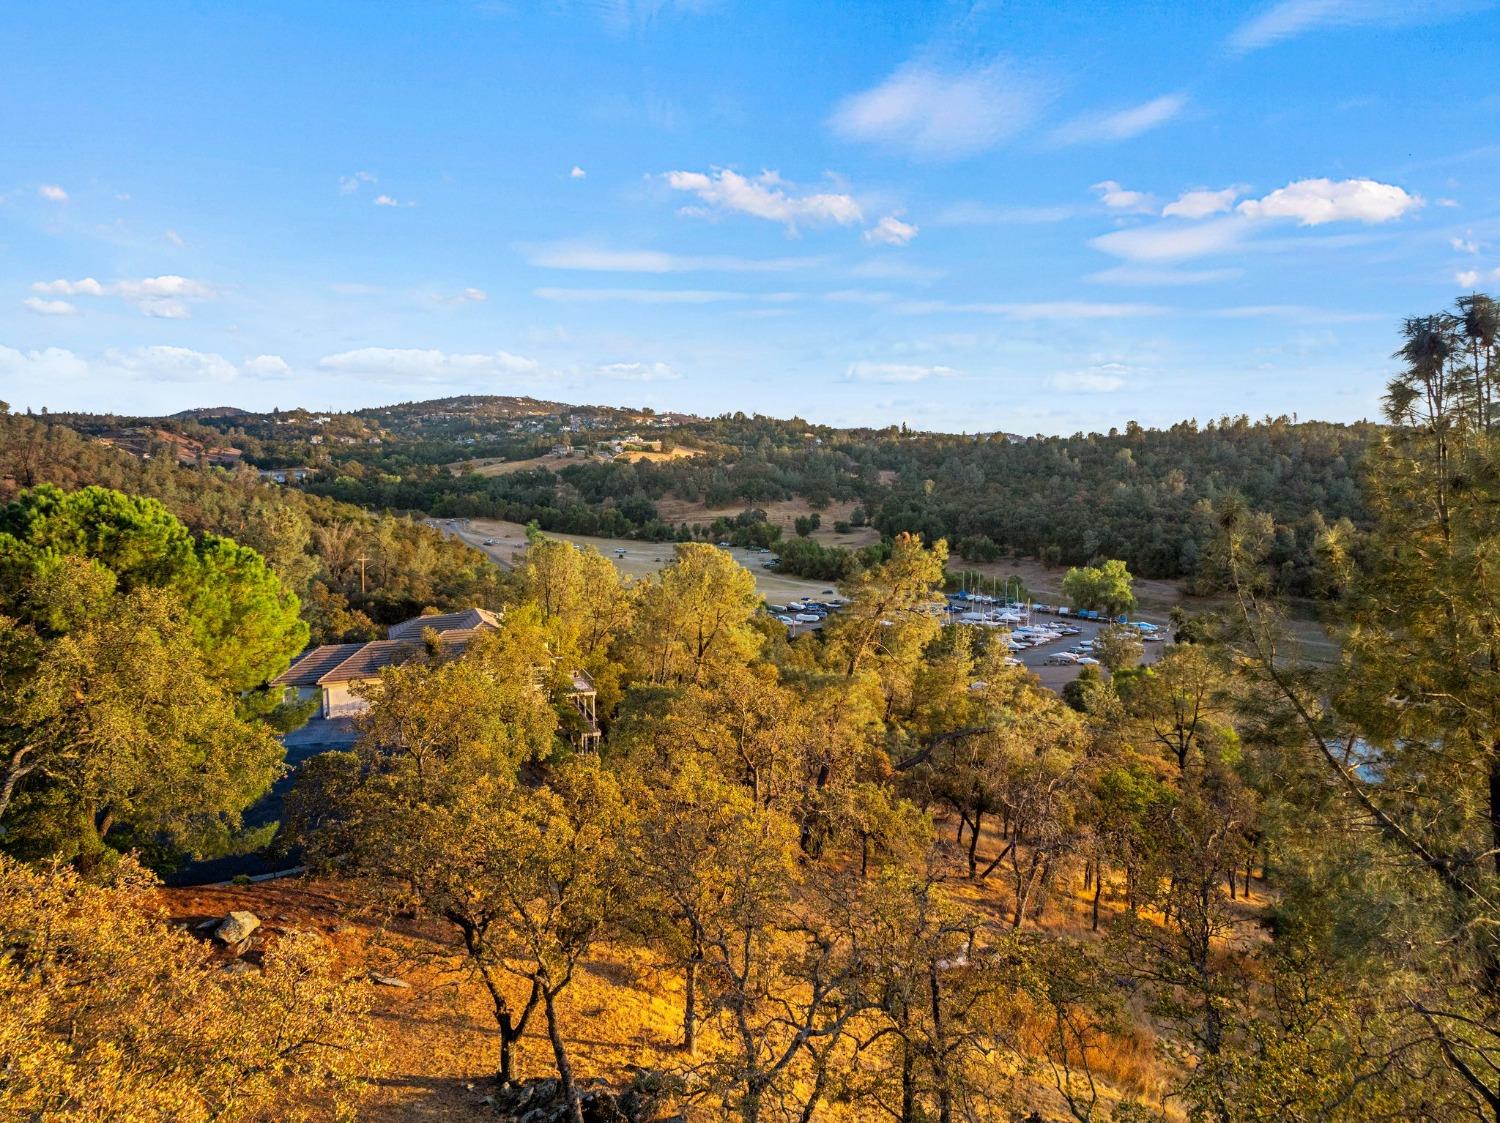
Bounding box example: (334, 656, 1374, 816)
(272, 608, 501, 718)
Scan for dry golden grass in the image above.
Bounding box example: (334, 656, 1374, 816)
(160, 807, 1270, 1120)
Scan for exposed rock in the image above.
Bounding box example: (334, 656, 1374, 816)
(484, 1072, 681, 1123)
(212, 910, 261, 955)
(369, 973, 412, 988)
(221, 960, 256, 976)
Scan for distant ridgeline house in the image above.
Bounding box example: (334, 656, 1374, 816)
(271, 607, 600, 747)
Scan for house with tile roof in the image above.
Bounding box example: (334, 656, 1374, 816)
(272, 609, 499, 718)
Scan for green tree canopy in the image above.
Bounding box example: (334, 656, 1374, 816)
(1061, 558, 1136, 618)
(0, 484, 307, 689)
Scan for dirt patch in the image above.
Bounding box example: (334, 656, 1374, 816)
(614, 447, 701, 464)
(447, 453, 580, 478)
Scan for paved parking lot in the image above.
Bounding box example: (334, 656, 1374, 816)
(1010, 614, 1168, 691)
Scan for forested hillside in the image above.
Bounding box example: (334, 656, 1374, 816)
(2, 297, 1499, 1121)
(45, 396, 1374, 594)
(0, 409, 507, 641)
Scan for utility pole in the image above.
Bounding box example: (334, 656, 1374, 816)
(354, 555, 369, 595)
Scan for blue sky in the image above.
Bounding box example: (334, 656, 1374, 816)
(2, 0, 1498, 433)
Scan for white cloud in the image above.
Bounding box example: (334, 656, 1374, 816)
(0, 345, 91, 383)
(1091, 216, 1251, 262)
(598, 361, 680, 381)
(340, 171, 376, 195)
(829, 60, 1048, 160)
(1162, 186, 1245, 219)
(31, 275, 216, 318)
(104, 346, 238, 383)
(1053, 367, 1128, 392)
(845, 361, 957, 383)
(38, 184, 68, 202)
(864, 215, 919, 246)
(165, 229, 186, 246)
(1088, 265, 1242, 285)
(33, 278, 105, 296)
(570, 166, 587, 179)
(373, 194, 402, 207)
(318, 347, 539, 381)
(244, 354, 293, 377)
(1236, 177, 1421, 225)
(1228, 0, 1482, 52)
(115, 275, 217, 299)
(1092, 181, 1155, 212)
(1450, 269, 1500, 288)
(526, 242, 823, 273)
(1, 344, 257, 398)
(665, 168, 862, 231)
(1052, 94, 1187, 145)
(22, 297, 77, 316)
(1451, 236, 1479, 254)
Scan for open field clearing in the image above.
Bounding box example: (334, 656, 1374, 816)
(653, 494, 884, 548)
(431, 517, 841, 602)
(447, 452, 581, 477)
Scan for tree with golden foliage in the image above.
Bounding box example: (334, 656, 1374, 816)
(624, 542, 762, 686)
(0, 855, 370, 1123)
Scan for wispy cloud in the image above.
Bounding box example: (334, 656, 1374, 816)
(38, 184, 68, 202)
(1053, 366, 1130, 392)
(1091, 216, 1251, 262)
(1162, 186, 1245, 219)
(318, 347, 540, 381)
(1228, 0, 1484, 52)
(1207, 305, 1385, 323)
(534, 286, 788, 304)
(933, 201, 1078, 226)
(1052, 94, 1188, 146)
(895, 298, 1169, 320)
(845, 361, 957, 383)
(526, 242, 824, 273)
(598, 360, 681, 381)
(436, 287, 489, 305)
(829, 59, 1050, 160)
(665, 168, 862, 231)
(339, 171, 376, 195)
(1088, 265, 1243, 285)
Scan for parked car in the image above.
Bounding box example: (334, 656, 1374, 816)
(1044, 652, 1078, 666)
(1076, 656, 1101, 666)
(482, 538, 496, 546)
